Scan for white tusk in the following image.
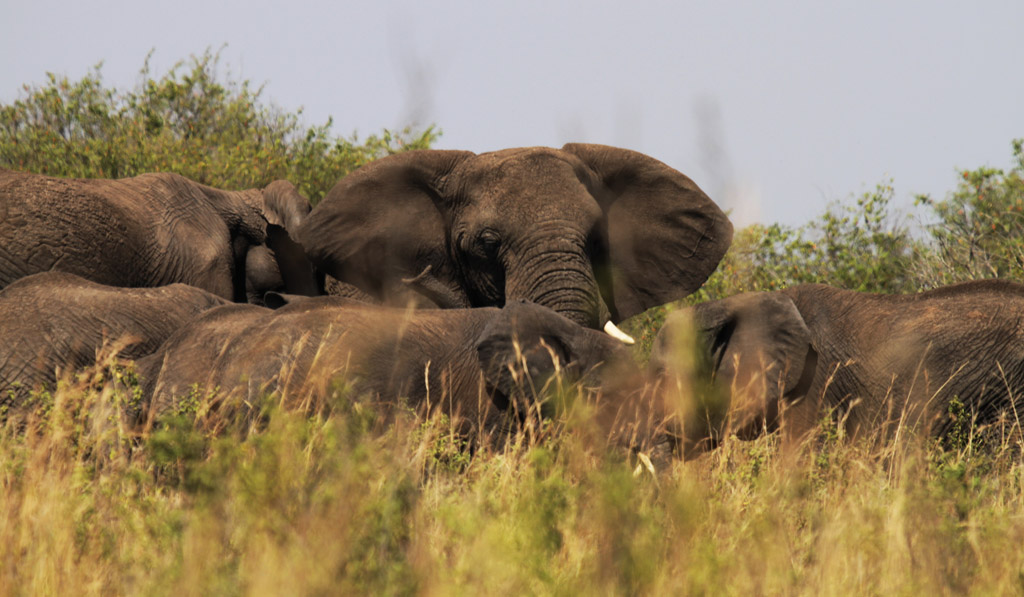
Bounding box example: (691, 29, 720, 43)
(604, 320, 636, 345)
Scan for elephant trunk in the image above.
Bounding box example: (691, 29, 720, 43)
(505, 242, 634, 343)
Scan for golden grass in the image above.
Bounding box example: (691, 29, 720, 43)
(2, 357, 1024, 596)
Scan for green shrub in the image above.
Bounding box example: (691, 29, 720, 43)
(0, 48, 439, 202)
(695, 180, 919, 302)
(913, 139, 1024, 285)
(689, 139, 1023, 306)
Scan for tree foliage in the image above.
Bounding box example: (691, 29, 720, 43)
(694, 180, 919, 303)
(913, 140, 1024, 285)
(0, 49, 438, 202)
(693, 140, 1024, 305)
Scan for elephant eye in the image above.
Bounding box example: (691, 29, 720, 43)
(477, 229, 501, 255)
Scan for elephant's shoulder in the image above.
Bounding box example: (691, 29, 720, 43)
(0, 168, 37, 191)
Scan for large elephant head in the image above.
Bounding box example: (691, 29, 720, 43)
(651, 292, 817, 455)
(296, 144, 733, 336)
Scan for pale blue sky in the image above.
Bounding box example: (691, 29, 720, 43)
(4, 0, 1022, 226)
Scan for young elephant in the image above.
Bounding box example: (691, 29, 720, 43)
(137, 298, 657, 445)
(0, 169, 317, 303)
(0, 272, 229, 412)
(653, 280, 1024, 455)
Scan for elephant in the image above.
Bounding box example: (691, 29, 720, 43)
(295, 144, 733, 342)
(0, 169, 318, 304)
(651, 280, 1024, 455)
(0, 272, 229, 414)
(136, 298, 664, 448)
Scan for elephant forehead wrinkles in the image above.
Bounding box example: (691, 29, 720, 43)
(521, 219, 591, 241)
(498, 224, 591, 262)
(459, 152, 599, 215)
(490, 191, 601, 232)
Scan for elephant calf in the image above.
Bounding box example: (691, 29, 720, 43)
(653, 280, 1024, 455)
(137, 298, 663, 447)
(0, 272, 229, 414)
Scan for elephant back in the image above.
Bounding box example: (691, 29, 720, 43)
(0, 170, 145, 289)
(0, 272, 229, 415)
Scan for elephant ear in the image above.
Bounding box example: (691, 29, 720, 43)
(259, 180, 312, 232)
(475, 301, 580, 416)
(562, 143, 734, 321)
(296, 150, 475, 307)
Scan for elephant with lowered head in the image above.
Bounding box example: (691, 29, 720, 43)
(0, 169, 317, 303)
(137, 298, 664, 448)
(296, 144, 733, 343)
(652, 280, 1024, 456)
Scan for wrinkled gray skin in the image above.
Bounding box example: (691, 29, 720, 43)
(0, 272, 229, 411)
(296, 144, 733, 330)
(138, 299, 660, 446)
(0, 169, 317, 304)
(323, 274, 378, 303)
(653, 280, 1024, 455)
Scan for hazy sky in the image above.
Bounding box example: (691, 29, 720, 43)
(4, 0, 1022, 227)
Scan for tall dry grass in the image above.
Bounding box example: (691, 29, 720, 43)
(2, 352, 1024, 596)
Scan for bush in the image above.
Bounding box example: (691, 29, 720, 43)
(695, 180, 919, 303)
(0, 48, 439, 202)
(690, 139, 1024, 306)
(913, 139, 1024, 286)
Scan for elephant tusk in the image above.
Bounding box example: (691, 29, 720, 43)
(401, 264, 432, 285)
(604, 320, 636, 345)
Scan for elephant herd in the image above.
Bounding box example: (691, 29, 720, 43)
(2, 143, 1023, 458)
